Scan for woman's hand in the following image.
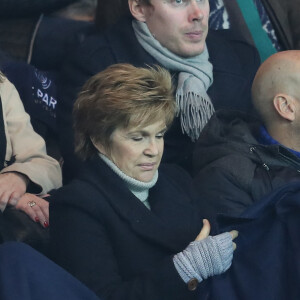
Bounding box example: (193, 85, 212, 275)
(195, 219, 238, 249)
(173, 219, 239, 285)
(0, 172, 28, 211)
(15, 193, 49, 228)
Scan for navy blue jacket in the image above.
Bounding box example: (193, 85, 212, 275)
(207, 182, 300, 300)
(50, 157, 207, 300)
(0, 242, 100, 300)
(57, 17, 260, 182)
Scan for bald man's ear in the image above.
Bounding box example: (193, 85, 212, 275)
(128, 0, 149, 22)
(273, 94, 296, 121)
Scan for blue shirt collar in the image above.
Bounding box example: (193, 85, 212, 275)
(258, 126, 300, 159)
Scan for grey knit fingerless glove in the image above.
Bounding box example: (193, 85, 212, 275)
(173, 232, 234, 284)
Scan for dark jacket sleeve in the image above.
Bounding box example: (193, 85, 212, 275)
(50, 191, 197, 300)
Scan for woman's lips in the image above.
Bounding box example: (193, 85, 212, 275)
(139, 163, 156, 171)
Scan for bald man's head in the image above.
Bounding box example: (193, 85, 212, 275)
(252, 50, 300, 126)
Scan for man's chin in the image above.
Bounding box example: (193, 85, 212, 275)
(175, 44, 206, 58)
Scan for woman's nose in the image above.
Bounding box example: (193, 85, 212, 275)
(144, 140, 159, 156)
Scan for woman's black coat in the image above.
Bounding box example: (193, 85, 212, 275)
(50, 157, 204, 300)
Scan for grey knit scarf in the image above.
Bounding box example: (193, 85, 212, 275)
(132, 20, 214, 141)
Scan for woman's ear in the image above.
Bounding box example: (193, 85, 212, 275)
(273, 93, 296, 121)
(90, 136, 106, 155)
(128, 0, 148, 22)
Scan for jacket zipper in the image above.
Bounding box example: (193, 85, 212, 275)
(249, 146, 274, 190)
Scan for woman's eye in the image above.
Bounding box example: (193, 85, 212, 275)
(156, 134, 165, 139)
(132, 137, 143, 141)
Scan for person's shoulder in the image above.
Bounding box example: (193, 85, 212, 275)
(207, 29, 257, 50)
(0, 76, 23, 108)
(0, 76, 14, 93)
(73, 17, 154, 67)
(193, 110, 260, 166)
(61, 18, 135, 76)
(50, 179, 86, 201)
(50, 177, 108, 221)
(159, 163, 193, 191)
(197, 110, 259, 141)
(72, 17, 133, 57)
(67, 26, 110, 62)
(207, 29, 260, 69)
(51, 158, 111, 208)
(58, 25, 116, 90)
(193, 110, 261, 177)
(50, 173, 96, 204)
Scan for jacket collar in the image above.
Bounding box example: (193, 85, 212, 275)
(206, 30, 244, 75)
(104, 17, 157, 67)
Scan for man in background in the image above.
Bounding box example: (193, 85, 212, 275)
(193, 50, 300, 220)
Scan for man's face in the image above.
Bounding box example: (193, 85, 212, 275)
(141, 0, 210, 58)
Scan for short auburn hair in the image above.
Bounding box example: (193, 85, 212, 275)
(73, 63, 175, 160)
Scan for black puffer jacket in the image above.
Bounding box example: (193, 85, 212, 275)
(192, 110, 300, 220)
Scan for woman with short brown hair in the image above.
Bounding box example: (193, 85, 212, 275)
(50, 63, 237, 300)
